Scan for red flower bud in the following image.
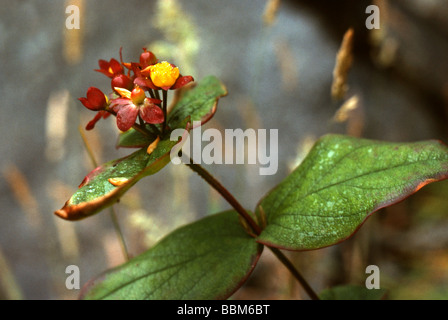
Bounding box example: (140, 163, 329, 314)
(79, 87, 108, 111)
(111, 74, 133, 91)
(139, 48, 157, 68)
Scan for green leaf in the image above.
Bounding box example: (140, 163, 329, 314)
(319, 285, 387, 300)
(256, 134, 448, 250)
(80, 210, 263, 300)
(115, 127, 158, 149)
(115, 75, 227, 149)
(55, 131, 187, 221)
(168, 75, 227, 129)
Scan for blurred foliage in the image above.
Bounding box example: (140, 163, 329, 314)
(147, 0, 200, 76)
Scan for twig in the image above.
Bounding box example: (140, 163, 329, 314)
(185, 158, 319, 300)
(185, 159, 261, 235)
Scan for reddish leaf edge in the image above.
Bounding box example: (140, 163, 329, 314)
(196, 80, 228, 127)
(256, 169, 448, 252)
(78, 243, 263, 300)
(214, 244, 263, 300)
(168, 80, 228, 130)
(54, 122, 191, 221)
(78, 209, 262, 300)
(54, 151, 170, 221)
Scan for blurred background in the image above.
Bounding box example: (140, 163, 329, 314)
(1, 0, 448, 300)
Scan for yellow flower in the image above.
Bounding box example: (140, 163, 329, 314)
(148, 61, 180, 88)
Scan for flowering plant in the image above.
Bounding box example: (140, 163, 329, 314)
(79, 48, 193, 135)
(55, 48, 448, 300)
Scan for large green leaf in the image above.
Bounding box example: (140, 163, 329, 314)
(256, 134, 448, 250)
(80, 210, 263, 300)
(116, 75, 227, 148)
(55, 130, 187, 221)
(319, 285, 387, 300)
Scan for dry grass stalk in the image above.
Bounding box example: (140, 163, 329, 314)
(263, 0, 281, 27)
(332, 28, 354, 101)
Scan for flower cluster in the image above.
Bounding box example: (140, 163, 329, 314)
(79, 48, 194, 133)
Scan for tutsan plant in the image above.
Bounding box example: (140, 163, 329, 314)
(55, 48, 448, 300)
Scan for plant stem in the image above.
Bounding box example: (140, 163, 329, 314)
(185, 159, 319, 300)
(186, 160, 261, 235)
(78, 126, 98, 167)
(269, 247, 320, 300)
(138, 114, 145, 128)
(148, 123, 162, 136)
(108, 206, 130, 261)
(133, 124, 153, 140)
(154, 89, 161, 101)
(162, 90, 168, 134)
(148, 88, 156, 99)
